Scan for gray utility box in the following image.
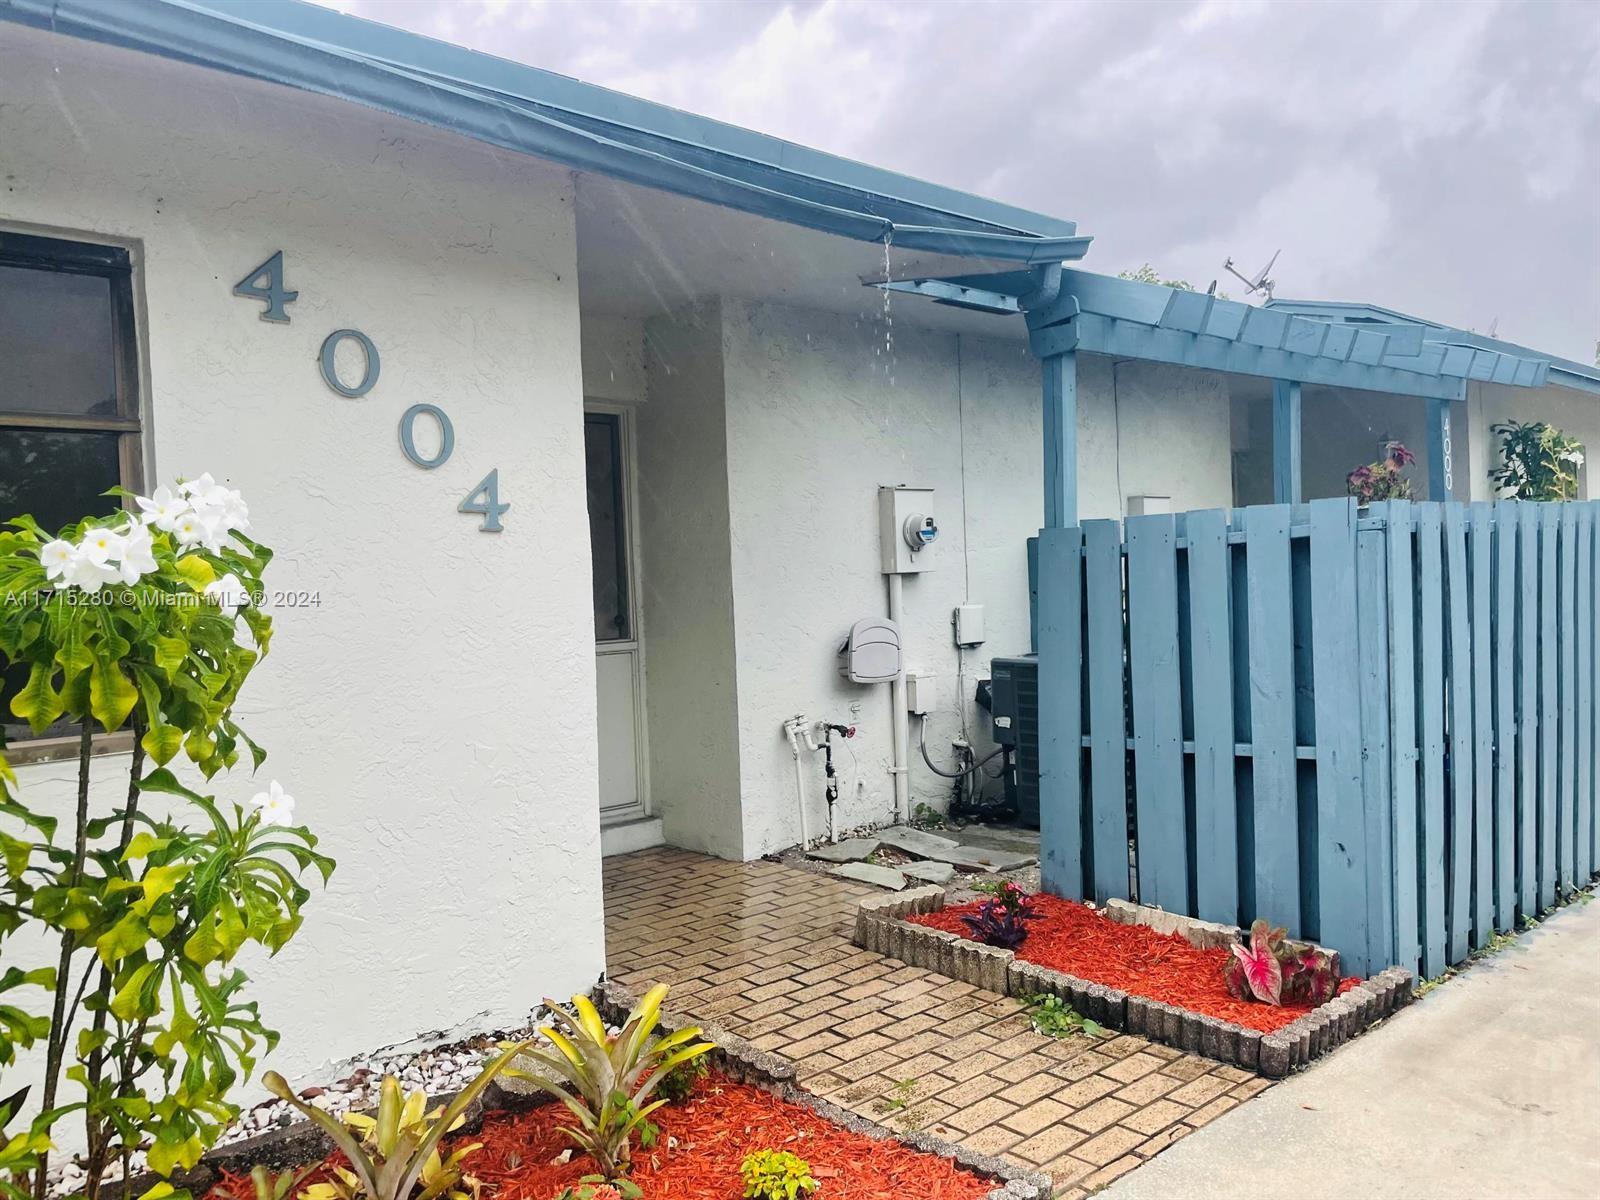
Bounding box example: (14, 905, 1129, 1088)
(988, 655, 1039, 828)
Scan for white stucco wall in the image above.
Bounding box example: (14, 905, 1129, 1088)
(636, 302, 746, 858)
(711, 301, 1232, 857)
(581, 314, 647, 404)
(0, 28, 604, 1113)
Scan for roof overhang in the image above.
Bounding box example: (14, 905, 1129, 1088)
(0, 0, 1092, 266)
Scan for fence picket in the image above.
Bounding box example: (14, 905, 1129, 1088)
(1442, 505, 1473, 963)
(1517, 503, 1539, 919)
(1126, 514, 1188, 912)
(1309, 500, 1367, 967)
(1539, 504, 1559, 910)
(1245, 505, 1300, 934)
(1083, 519, 1130, 903)
(1356, 506, 1394, 970)
(1185, 508, 1238, 926)
(1416, 504, 1448, 977)
(1036, 525, 1085, 900)
(1468, 503, 1495, 949)
(1559, 505, 1578, 895)
(1577, 503, 1594, 886)
(1491, 502, 1517, 932)
(1386, 500, 1421, 973)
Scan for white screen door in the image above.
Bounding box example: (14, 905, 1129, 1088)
(586, 409, 646, 823)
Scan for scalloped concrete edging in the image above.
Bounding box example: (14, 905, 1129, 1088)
(850, 889, 1415, 1079)
(596, 980, 1052, 1200)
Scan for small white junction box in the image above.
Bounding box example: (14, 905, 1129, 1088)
(953, 603, 985, 646)
(904, 670, 934, 714)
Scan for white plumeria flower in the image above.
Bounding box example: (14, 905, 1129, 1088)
(177, 472, 217, 498)
(135, 486, 190, 532)
(218, 488, 251, 534)
(114, 522, 159, 586)
(248, 780, 295, 827)
(172, 508, 220, 550)
(39, 539, 76, 582)
(77, 525, 126, 566)
(203, 572, 250, 617)
(64, 552, 120, 594)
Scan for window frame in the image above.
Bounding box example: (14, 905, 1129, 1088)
(0, 229, 146, 763)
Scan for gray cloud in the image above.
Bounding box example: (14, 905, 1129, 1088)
(327, 0, 1599, 361)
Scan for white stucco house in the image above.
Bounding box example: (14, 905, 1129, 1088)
(3, 0, 1597, 1094)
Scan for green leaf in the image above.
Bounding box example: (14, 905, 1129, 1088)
(183, 920, 223, 967)
(140, 724, 185, 767)
(90, 656, 138, 732)
(95, 911, 149, 965)
(173, 555, 216, 591)
(0, 832, 30, 881)
(123, 832, 171, 861)
(7, 662, 63, 735)
(152, 636, 187, 680)
(137, 863, 190, 913)
(110, 961, 160, 1022)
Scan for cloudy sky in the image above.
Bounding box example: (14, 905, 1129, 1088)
(321, 0, 1598, 362)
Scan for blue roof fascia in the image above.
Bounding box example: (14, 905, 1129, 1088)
(1267, 299, 1600, 396)
(0, 0, 1091, 264)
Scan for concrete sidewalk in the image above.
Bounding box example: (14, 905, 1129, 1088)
(1104, 897, 1600, 1200)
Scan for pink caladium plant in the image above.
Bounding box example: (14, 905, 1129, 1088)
(1226, 923, 1285, 1005)
(1223, 918, 1340, 1008)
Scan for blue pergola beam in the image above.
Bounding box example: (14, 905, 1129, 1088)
(1036, 313, 1469, 400)
(1274, 380, 1302, 504)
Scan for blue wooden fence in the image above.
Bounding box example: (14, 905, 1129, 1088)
(1036, 497, 1600, 977)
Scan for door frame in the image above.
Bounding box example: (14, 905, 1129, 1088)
(587, 400, 651, 825)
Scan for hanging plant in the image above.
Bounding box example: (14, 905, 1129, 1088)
(1489, 420, 1584, 501)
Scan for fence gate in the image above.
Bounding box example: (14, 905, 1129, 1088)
(1037, 497, 1600, 978)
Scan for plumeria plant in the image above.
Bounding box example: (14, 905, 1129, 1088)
(0, 476, 333, 1200)
(1488, 420, 1585, 501)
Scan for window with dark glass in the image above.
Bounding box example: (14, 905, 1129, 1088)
(0, 231, 144, 745)
(585, 413, 632, 642)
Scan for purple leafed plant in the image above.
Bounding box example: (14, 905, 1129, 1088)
(962, 884, 1041, 949)
(1223, 918, 1339, 1007)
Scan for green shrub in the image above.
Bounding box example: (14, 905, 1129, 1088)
(740, 1148, 818, 1199)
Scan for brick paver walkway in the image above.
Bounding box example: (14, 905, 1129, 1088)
(603, 848, 1267, 1197)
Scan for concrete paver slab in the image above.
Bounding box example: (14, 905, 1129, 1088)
(1101, 898, 1600, 1200)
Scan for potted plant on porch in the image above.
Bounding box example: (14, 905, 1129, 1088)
(1346, 441, 1416, 507)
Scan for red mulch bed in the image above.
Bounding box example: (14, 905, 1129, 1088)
(211, 1071, 993, 1200)
(911, 894, 1358, 1034)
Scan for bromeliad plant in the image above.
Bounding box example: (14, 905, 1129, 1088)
(960, 882, 1040, 950)
(0, 477, 334, 1199)
(1223, 919, 1339, 1007)
(263, 1041, 531, 1200)
(1489, 420, 1585, 500)
(510, 986, 713, 1183)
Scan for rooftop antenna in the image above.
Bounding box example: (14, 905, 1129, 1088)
(1222, 248, 1281, 301)
(1486, 316, 1500, 338)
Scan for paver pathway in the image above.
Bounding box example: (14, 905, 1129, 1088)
(1099, 895, 1600, 1200)
(603, 848, 1265, 1195)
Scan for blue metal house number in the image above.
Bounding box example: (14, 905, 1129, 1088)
(232, 251, 507, 532)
